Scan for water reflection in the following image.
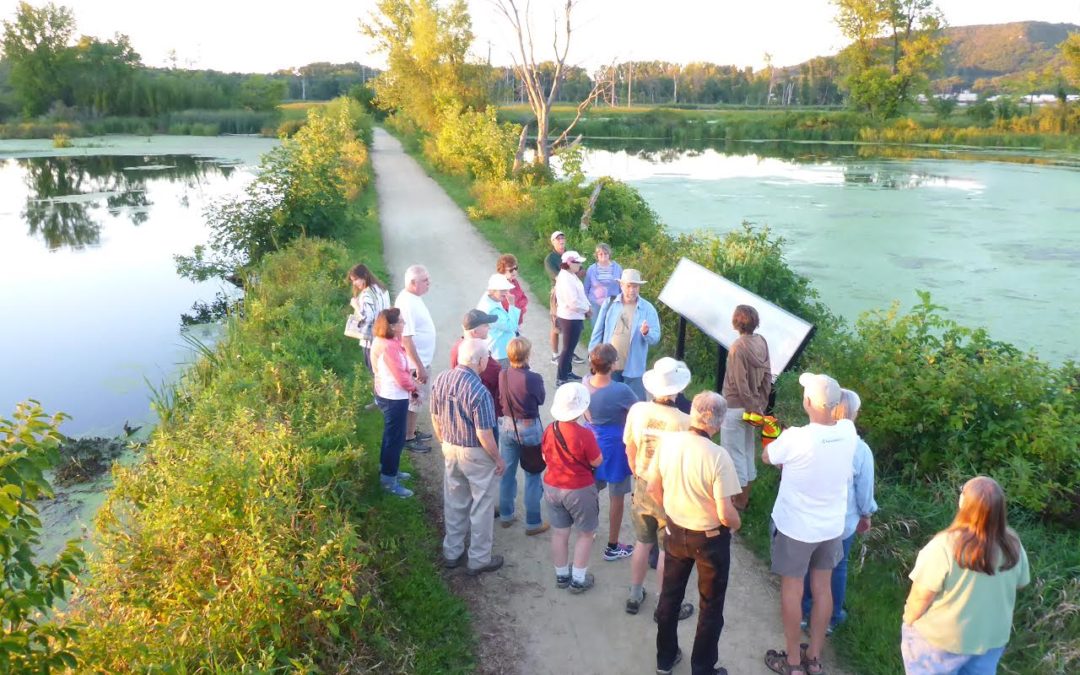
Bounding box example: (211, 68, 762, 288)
(16, 155, 227, 250)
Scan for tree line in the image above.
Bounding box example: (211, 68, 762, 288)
(0, 2, 380, 121)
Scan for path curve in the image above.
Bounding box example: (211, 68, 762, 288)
(371, 128, 849, 675)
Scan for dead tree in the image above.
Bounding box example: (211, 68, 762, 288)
(495, 0, 606, 168)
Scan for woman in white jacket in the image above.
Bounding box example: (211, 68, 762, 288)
(554, 251, 590, 384)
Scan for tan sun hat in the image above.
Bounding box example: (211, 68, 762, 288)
(619, 269, 647, 285)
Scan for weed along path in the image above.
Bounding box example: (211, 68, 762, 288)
(370, 127, 850, 675)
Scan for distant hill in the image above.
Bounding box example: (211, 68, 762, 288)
(789, 21, 1078, 93)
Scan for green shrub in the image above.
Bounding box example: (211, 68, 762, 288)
(51, 133, 72, 148)
(0, 403, 85, 672)
(429, 106, 519, 182)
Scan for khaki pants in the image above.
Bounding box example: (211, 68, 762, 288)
(442, 442, 498, 569)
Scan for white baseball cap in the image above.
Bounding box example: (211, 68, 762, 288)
(486, 273, 515, 291)
(550, 230, 566, 242)
(799, 372, 841, 409)
(561, 250, 586, 264)
(551, 382, 591, 422)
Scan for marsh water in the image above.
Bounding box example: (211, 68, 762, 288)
(578, 141, 1080, 364)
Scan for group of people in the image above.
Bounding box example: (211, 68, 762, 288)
(346, 236, 1031, 675)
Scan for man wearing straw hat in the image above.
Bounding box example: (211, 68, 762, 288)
(623, 357, 695, 622)
(588, 268, 661, 401)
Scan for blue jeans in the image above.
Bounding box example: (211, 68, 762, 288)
(375, 395, 408, 477)
(901, 623, 1005, 675)
(498, 417, 544, 528)
(612, 371, 645, 400)
(802, 533, 854, 623)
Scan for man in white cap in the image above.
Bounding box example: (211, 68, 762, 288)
(622, 357, 695, 622)
(588, 268, 661, 400)
(545, 230, 584, 365)
(431, 338, 506, 577)
(762, 373, 856, 675)
(395, 264, 435, 452)
(477, 273, 521, 368)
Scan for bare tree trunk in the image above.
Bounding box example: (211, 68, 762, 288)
(512, 121, 530, 174)
(579, 179, 606, 231)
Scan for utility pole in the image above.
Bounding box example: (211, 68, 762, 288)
(627, 61, 634, 109)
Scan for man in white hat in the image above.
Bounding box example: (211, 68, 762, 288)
(477, 273, 521, 368)
(762, 372, 856, 675)
(545, 230, 585, 366)
(622, 357, 695, 622)
(588, 268, 661, 400)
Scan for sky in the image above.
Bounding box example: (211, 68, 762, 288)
(3, 0, 1078, 74)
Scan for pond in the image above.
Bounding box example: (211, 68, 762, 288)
(0, 135, 278, 437)
(578, 141, 1080, 364)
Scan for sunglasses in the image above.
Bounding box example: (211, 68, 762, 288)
(508, 267, 518, 272)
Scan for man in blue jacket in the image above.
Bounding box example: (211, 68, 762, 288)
(588, 269, 661, 400)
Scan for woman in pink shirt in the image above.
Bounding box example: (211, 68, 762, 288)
(370, 308, 419, 498)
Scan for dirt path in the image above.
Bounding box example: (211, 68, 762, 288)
(370, 128, 850, 675)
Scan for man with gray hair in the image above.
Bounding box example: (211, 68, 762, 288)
(430, 338, 507, 576)
(649, 392, 742, 675)
(762, 373, 856, 675)
(395, 264, 436, 452)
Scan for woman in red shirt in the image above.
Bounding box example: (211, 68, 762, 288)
(542, 382, 602, 594)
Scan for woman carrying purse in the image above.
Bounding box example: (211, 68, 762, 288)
(497, 337, 548, 535)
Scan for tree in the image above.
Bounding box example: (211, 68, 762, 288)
(1, 1, 75, 116)
(1064, 32, 1080, 88)
(361, 0, 487, 135)
(834, 0, 947, 119)
(238, 74, 287, 111)
(493, 0, 607, 168)
(69, 33, 140, 116)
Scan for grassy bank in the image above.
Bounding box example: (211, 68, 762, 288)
(54, 106, 474, 672)
(384, 118, 1079, 675)
(496, 105, 1080, 151)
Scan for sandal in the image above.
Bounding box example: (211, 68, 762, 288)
(796, 643, 825, 675)
(765, 649, 806, 675)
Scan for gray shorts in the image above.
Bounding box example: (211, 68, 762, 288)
(596, 475, 632, 497)
(769, 521, 843, 578)
(544, 484, 599, 532)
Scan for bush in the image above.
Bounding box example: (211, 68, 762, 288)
(430, 106, 519, 182)
(52, 133, 72, 148)
(0, 403, 85, 672)
(827, 293, 1080, 519)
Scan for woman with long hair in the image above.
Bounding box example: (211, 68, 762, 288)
(901, 476, 1030, 674)
(369, 308, 419, 499)
(347, 263, 390, 371)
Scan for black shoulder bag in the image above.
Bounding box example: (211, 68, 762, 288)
(501, 369, 546, 474)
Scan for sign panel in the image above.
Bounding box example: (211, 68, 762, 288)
(657, 258, 815, 379)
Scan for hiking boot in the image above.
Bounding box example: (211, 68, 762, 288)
(443, 552, 467, 569)
(466, 554, 504, 577)
(625, 589, 647, 615)
(413, 430, 433, 442)
(405, 437, 431, 453)
(525, 523, 550, 536)
(654, 602, 694, 623)
(604, 543, 635, 561)
(568, 572, 595, 594)
(656, 648, 683, 675)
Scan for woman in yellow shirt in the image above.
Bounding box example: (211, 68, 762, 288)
(901, 476, 1030, 675)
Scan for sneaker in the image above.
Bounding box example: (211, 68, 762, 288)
(568, 572, 595, 594)
(413, 430, 433, 442)
(625, 589, 647, 615)
(604, 543, 635, 561)
(572, 353, 585, 365)
(556, 574, 571, 589)
(443, 552, 467, 569)
(383, 481, 413, 498)
(564, 372, 582, 382)
(550, 353, 560, 363)
(396, 471, 412, 481)
(525, 523, 550, 536)
(654, 602, 695, 623)
(365, 400, 379, 410)
(404, 437, 431, 453)
(656, 647, 683, 675)
(500, 516, 517, 529)
(466, 554, 504, 577)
